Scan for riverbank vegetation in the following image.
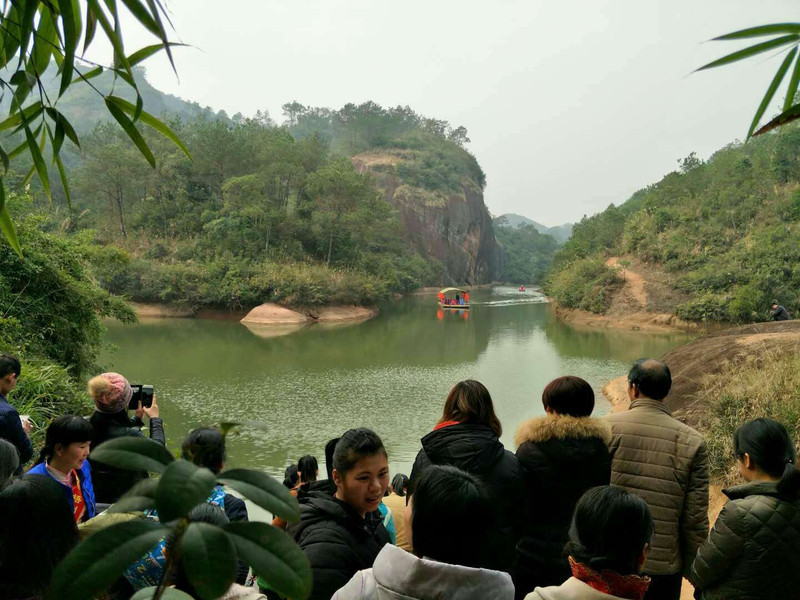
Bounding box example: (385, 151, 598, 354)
(545, 124, 800, 322)
(493, 223, 559, 284)
(697, 351, 800, 484)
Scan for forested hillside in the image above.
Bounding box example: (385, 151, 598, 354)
(495, 213, 573, 244)
(546, 128, 800, 322)
(6, 74, 504, 310)
(492, 220, 559, 284)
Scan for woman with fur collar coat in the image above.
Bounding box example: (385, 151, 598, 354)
(512, 377, 612, 600)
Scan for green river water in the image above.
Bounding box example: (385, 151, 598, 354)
(101, 287, 693, 480)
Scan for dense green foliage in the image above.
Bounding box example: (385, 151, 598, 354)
(0, 193, 136, 437)
(494, 224, 558, 284)
(40, 100, 482, 309)
(546, 127, 800, 321)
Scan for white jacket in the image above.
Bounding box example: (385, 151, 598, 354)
(524, 577, 632, 600)
(332, 543, 514, 600)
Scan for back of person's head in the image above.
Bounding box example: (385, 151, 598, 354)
(333, 428, 387, 476)
(411, 465, 494, 568)
(735, 418, 800, 494)
(0, 354, 21, 379)
(0, 475, 78, 595)
(440, 379, 502, 437)
(0, 439, 19, 482)
(173, 504, 231, 595)
(297, 455, 318, 483)
(542, 376, 595, 417)
(181, 427, 226, 475)
(35, 414, 93, 466)
(391, 473, 409, 496)
(628, 359, 671, 400)
(283, 464, 299, 489)
(325, 437, 340, 480)
(88, 372, 132, 414)
(567, 486, 653, 575)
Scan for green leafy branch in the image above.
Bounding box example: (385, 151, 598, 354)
(0, 0, 192, 257)
(697, 23, 800, 139)
(49, 436, 312, 600)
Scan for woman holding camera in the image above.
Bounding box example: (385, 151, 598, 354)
(87, 372, 165, 503)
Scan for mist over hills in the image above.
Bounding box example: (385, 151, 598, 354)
(494, 213, 573, 244)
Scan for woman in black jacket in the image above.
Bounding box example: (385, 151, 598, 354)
(87, 372, 165, 503)
(511, 376, 611, 599)
(288, 428, 391, 600)
(409, 379, 523, 572)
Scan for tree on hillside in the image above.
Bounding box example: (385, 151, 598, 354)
(306, 158, 379, 265)
(0, 0, 190, 255)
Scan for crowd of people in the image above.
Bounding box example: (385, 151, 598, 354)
(0, 352, 799, 600)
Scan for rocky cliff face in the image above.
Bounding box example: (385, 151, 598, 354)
(352, 150, 503, 284)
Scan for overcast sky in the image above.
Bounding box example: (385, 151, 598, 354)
(95, 0, 799, 226)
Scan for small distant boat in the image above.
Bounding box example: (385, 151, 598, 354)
(518, 285, 526, 292)
(438, 287, 470, 310)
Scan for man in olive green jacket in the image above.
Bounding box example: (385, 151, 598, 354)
(606, 359, 709, 600)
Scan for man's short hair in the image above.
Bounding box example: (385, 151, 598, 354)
(628, 359, 671, 400)
(0, 355, 21, 379)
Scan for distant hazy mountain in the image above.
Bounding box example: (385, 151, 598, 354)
(494, 213, 573, 244)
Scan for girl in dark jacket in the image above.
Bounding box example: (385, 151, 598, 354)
(512, 376, 612, 598)
(288, 428, 391, 600)
(690, 418, 800, 600)
(27, 414, 96, 523)
(409, 379, 523, 572)
(87, 372, 165, 503)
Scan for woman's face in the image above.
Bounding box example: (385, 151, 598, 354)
(57, 441, 90, 472)
(334, 453, 390, 517)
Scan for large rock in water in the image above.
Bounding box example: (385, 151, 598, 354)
(353, 151, 503, 284)
(241, 303, 307, 325)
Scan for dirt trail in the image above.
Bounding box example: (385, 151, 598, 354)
(606, 256, 647, 308)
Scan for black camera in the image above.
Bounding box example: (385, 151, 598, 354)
(128, 384, 154, 410)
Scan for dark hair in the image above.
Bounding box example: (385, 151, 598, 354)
(440, 380, 502, 437)
(542, 376, 595, 417)
(325, 437, 339, 480)
(283, 464, 299, 489)
(0, 439, 19, 482)
(173, 504, 231, 595)
(566, 486, 653, 574)
(391, 473, 409, 497)
(628, 359, 671, 400)
(181, 428, 226, 475)
(333, 428, 387, 477)
(0, 475, 78, 596)
(411, 465, 494, 568)
(298, 455, 318, 483)
(0, 354, 21, 379)
(735, 418, 800, 494)
(35, 414, 93, 466)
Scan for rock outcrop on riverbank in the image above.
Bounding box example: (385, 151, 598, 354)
(240, 303, 379, 325)
(602, 320, 800, 426)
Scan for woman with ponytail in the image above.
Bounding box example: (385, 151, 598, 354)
(691, 418, 800, 599)
(27, 415, 96, 523)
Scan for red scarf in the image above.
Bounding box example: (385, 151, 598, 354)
(569, 556, 650, 600)
(433, 420, 460, 431)
(71, 470, 86, 523)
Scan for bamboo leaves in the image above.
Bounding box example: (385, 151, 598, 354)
(0, 0, 191, 256)
(698, 23, 800, 139)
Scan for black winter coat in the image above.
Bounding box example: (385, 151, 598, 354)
(409, 422, 523, 571)
(89, 411, 165, 503)
(512, 415, 611, 598)
(288, 492, 389, 600)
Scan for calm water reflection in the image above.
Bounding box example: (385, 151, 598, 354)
(101, 287, 693, 479)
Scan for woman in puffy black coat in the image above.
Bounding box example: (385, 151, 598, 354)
(512, 376, 611, 599)
(288, 428, 391, 600)
(409, 379, 523, 572)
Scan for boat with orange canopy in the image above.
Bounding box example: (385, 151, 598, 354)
(437, 287, 470, 309)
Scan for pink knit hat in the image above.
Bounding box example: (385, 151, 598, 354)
(90, 372, 133, 414)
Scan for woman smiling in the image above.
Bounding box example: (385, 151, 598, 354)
(288, 428, 391, 600)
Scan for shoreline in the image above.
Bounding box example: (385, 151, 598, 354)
(132, 302, 380, 325)
(551, 301, 706, 334)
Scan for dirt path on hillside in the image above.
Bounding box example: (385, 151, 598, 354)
(606, 256, 647, 308)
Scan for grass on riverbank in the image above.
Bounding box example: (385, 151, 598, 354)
(696, 351, 800, 485)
